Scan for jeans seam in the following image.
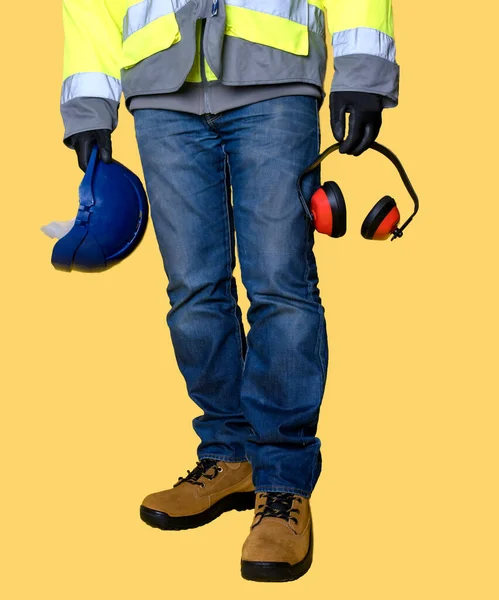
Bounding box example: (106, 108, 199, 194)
(254, 485, 311, 499)
(204, 113, 221, 129)
(311, 104, 326, 488)
(220, 142, 245, 371)
(198, 454, 249, 462)
(304, 226, 313, 302)
(317, 307, 327, 389)
(308, 104, 326, 394)
(302, 100, 321, 304)
(316, 101, 327, 389)
(307, 439, 321, 494)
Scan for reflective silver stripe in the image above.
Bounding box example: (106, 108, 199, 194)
(333, 27, 396, 62)
(171, 0, 192, 10)
(123, 0, 190, 41)
(61, 73, 122, 104)
(124, 0, 320, 41)
(225, 0, 308, 26)
(308, 4, 324, 37)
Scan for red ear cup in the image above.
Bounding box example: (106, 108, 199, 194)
(310, 181, 347, 237)
(361, 196, 401, 240)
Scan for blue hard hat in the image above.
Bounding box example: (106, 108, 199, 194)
(51, 145, 149, 272)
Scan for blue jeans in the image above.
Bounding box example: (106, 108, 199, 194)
(133, 96, 328, 498)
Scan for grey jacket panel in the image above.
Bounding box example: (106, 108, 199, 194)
(61, 97, 120, 145)
(204, 0, 227, 78)
(121, 1, 199, 96)
(217, 30, 326, 88)
(191, 0, 215, 19)
(127, 81, 323, 115)
(331, 54, 400, 107)
(121, 2, 326, 96)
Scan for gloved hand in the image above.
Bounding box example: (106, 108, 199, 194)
(329, 91, 384, 156)
(65, 129, 113, 172)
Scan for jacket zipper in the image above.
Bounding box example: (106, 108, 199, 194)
(199, 18, 210, 113)
(200, 3, 218, 114)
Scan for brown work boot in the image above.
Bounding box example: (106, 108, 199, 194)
(140, 458, 255, 530)
(241, 492, 313, 582)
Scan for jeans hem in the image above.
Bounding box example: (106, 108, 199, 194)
(198, 454, 249, 463)
(254, 485, 312, 499)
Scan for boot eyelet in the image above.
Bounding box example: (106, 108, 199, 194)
(217, 466, 223, 472)
(200, 483, 206, 488)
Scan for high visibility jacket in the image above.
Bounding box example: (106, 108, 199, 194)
(61, 0, 399, 142)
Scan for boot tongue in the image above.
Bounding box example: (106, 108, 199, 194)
(187, 458, 218, 481)
(174, 459, 219, 487)
(199, 458, 218, 470)
(254, 493, 295, 526)
(268, 497, 292, 517)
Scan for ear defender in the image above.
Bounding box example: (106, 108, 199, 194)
(310, 181, 346, 237)
(296, 142, 419, 242)
(361, 195, 401, 240)
(311, 184, 401, 240)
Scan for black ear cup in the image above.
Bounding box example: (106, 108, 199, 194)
(310, 181, 347, 237)
(361, 195, 401, 240)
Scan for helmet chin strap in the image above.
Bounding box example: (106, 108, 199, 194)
(40, 218, 76, 239)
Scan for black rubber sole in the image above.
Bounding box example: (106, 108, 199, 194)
(241, 523, 313, 582)
(140, 491, 255, 531)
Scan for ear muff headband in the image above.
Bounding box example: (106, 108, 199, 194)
(296, 141, 420, 242)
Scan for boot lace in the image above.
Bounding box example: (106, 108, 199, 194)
(173, 458, 222, 488)
(253, 492, 302, 528)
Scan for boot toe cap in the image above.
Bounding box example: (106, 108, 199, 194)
(141, 491, 173, 513)
(242, 522, 304, 565)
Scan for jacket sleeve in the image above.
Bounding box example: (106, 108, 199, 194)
(324, 0, 400, 107)
(60, 0, 125, 145)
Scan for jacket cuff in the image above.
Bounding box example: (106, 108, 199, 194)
(331, 54, 400, 108)
(61, 97, 120, 147)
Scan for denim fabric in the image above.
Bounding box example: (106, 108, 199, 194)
(133, 96, 328, 498)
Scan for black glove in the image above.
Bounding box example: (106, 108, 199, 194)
(65, 129, 113, 172)
(329, 91, 384, 156)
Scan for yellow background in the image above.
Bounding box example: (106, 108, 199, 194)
(2, 2, 498, 598)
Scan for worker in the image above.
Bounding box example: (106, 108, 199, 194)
(60, 0, 399, 582)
